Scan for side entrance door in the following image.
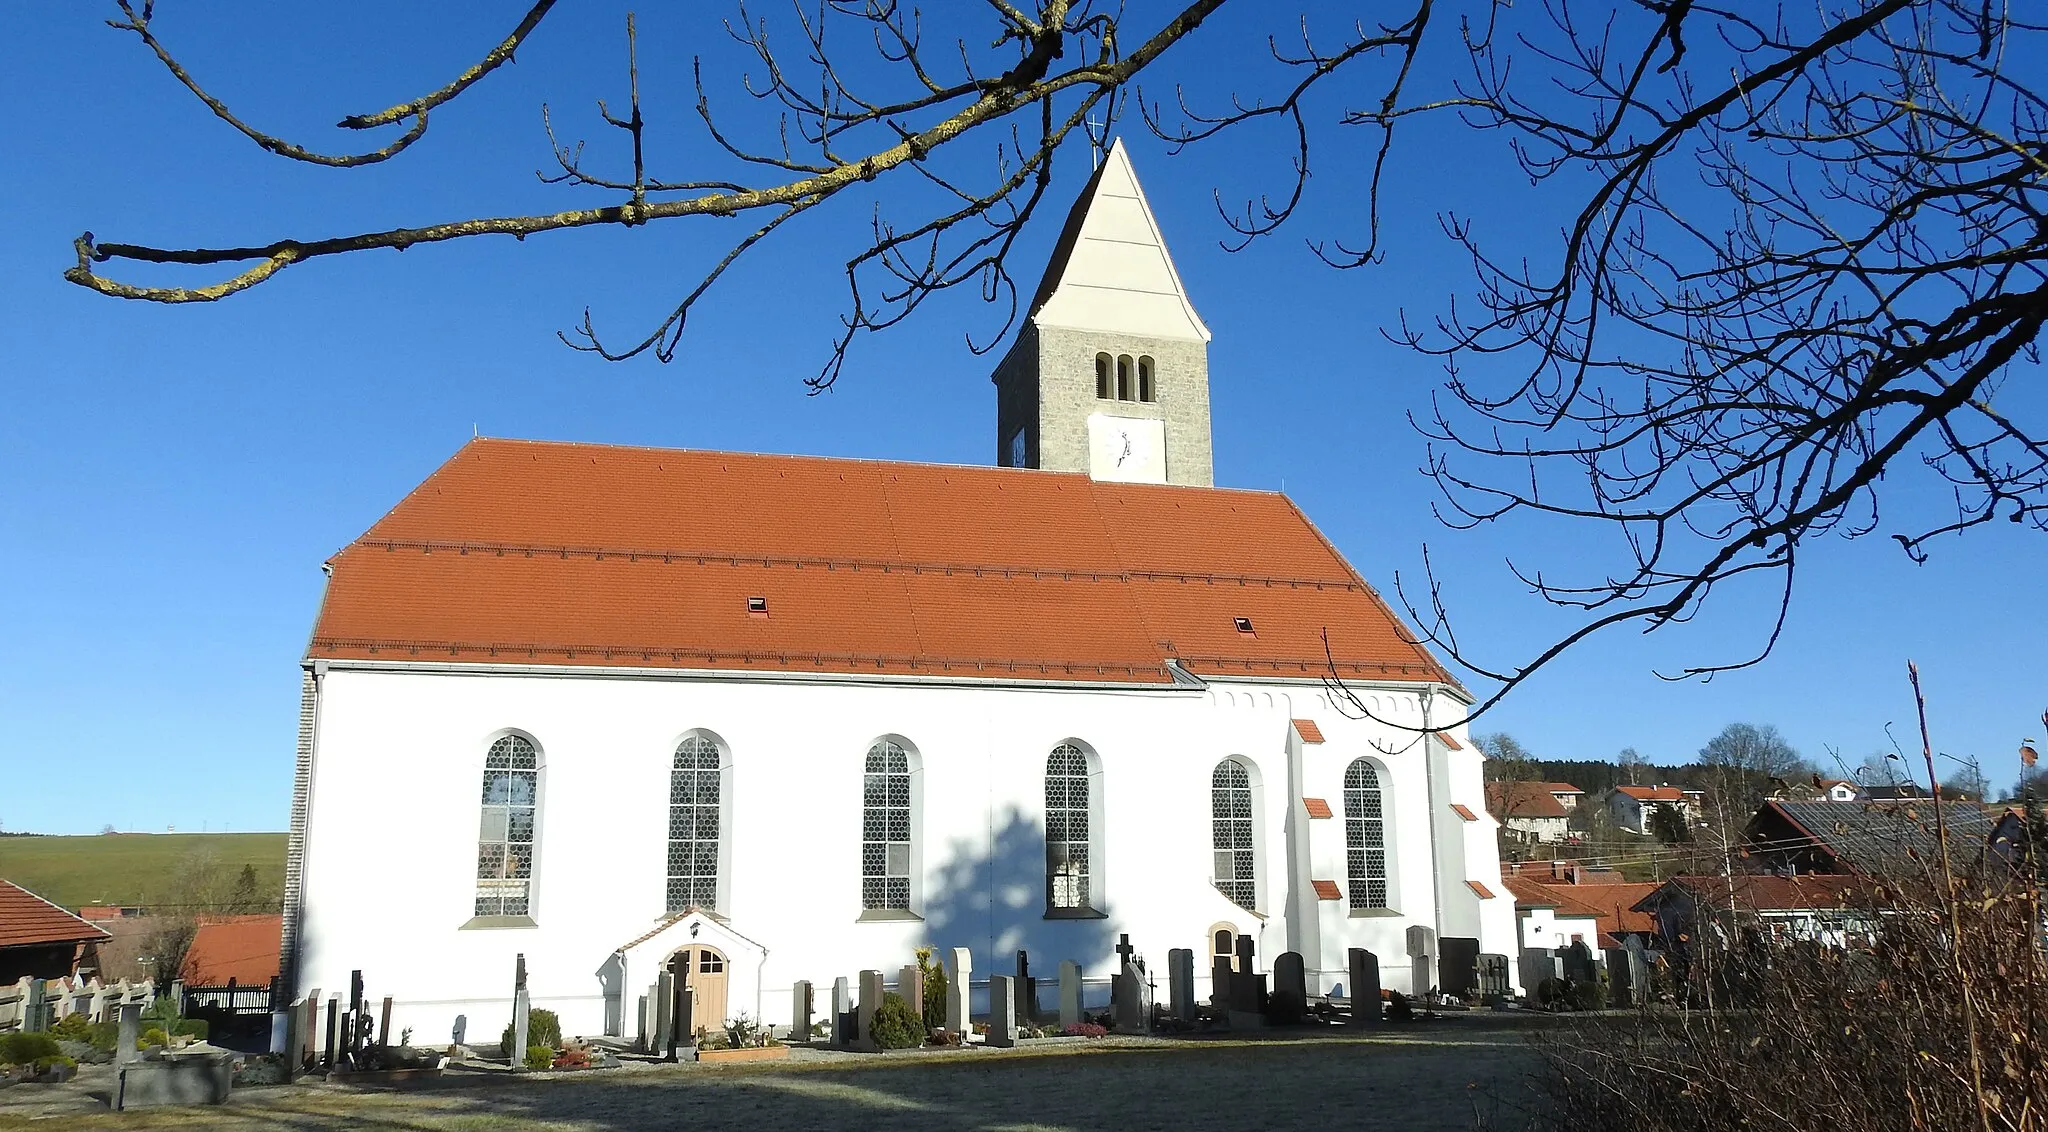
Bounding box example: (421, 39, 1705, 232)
(667, 945, 729, 1038)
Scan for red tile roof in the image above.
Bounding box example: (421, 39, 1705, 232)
(1500, 875, 1562, 908)
(1312, 880, 1342, 901)
(1302, 797, 1334, 819)
(181, 915, 282, 985)
(1615, 785, 1686, 802)
(1439, 733, 1463, 750)
(1486, 781, 1571, 820)
(0, 879, 109, 949)
(1450, 803, 1478, 822)
(1292, 719, 1326, 744)
(309, 440, 1454, 686)
(1640, 874, 1872, 914)
(1502, 874, 1659, 943)
(1466, 880, 1497, 899)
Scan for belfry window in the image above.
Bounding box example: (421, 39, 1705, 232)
(1138, 357, 1156, 402)
(1095, 354, 1113, 400)
(1211, 758, 1257, 911)
(474, 734, 540, 918)
(1345, 759, 1390, 910)
(1116, 355, 1134, 401)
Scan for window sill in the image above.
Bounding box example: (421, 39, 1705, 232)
(1347, 907, 1403, 919)
(856, 908, 924, 923)
(1043, 907, 1108, 920)
(459, 915, 539, 930)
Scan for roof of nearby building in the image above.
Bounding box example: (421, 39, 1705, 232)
(180, 915, 282, 985)
(1500, 875, 1564, 909)
(1487, 781, 1571, 820)
(1499, 873, 1659, 943)
(1752, 799, 1997, 876)
(307, 439, 1454, 688)
(0, 879, 110, 949)
(1614, 785, 1686, 802)
(1540, 782, 1585, 796)
(1635, 873, 1873, 914)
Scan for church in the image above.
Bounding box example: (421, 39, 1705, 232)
(283, 140, 1517, 1042)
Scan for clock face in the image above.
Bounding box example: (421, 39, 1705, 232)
(1086, 414, 1166, 483)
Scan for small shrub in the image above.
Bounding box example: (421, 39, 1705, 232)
(86, 1021, 120, 1053)
(523, 1045, 553, 1071)
(50, 1014, 92, 1041)
(171, 1018, 209, 1039)
(868, 992, 923, 1050)
(143, 996, 180, 1024)
(0, 1032, 62, 1066)
(1386, 991, 1413, 1022)
(500, 1007, 562, 1059)
(915, 946, 948, 1032)
(1565, 979, 1602, 1012)
(139, 1027, 170, 1048)
(33, 1055, 78, 1072)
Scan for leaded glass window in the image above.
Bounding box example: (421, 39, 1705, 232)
(475, 735, 538, 917)
(667, 735, 723, 913)
(1211, 759, 1256, 910)
(1346, 760, 1389, 909)
(1045, 744, 1092, 910)
(861, 740, 913, 910)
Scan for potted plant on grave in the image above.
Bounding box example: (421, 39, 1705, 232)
(691, 1013, 789, 1063)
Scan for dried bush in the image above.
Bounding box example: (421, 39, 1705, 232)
(1531, 809, 2048, 1130)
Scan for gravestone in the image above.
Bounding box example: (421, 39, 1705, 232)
(1562, 940, 1597, 986)
(24, 979, 47, 1032)
(454, 1012, 468, 1050)
(987, 975, 1017, 1048)
(792, 980, 813, 1042)
(1347, 948, 1382, 1026)
(511, 954, 531, 1062)
(1015, 950, 1036, 1024)
(1113, 959, 1152, 1034)
(1058, 961, 1082, 1027)
(1226, 935, 1266, 1028)
(945, 948, 971, 1033)
(1406, 925, 1437, 998)
(857, 970, 885, 1051)
(677, 987, 696, 1047)
(898, 963, 924, 1020)
(1625, 937, 1653, 1004)
(830, 976, 851, 1049)
(115, 1000, 142, 1065)
(1605, 948, 1634, 1007)
(1272, 952, 1307, 1016)
(1210, 954, 1233, 1008)
(324, 995, 341, 1068)
(300, 987, 321, 1069)
(1519, 948, 1559, 996)
(1167, 948, 1195, 1021)
(1477, 954, 1512, 1001)
(655, 971, 676, 1058)
(378, 996, 394, 1049)
(283, 997, 308, 1074)
(1439, 937, 1481, 1000)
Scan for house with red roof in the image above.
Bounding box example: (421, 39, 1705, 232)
(1606, 784, 1697, 835)
(0, 879, 110, 982)
(287, 144, 1518, 1046)
(1486, 781, 1585, 843)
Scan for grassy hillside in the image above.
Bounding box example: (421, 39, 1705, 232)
(0, 832, 287, 912)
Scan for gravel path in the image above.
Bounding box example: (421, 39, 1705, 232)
(0, 1024, 1552, 1131)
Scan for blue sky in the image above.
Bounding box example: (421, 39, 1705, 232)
(2, 4, 2041, 834)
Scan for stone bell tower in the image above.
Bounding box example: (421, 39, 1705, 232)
(992, 138, 1214, 487)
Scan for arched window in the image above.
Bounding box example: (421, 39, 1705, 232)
(1138, 356, 1156, 402)
(861, 739, 917, 913)
(1045, 743, 1094, 911)
(1116, 355, 1134, 400)
(475, 734, 540, 919)
(1210, 924, 1238, 972)
(1211, 759, 1257, 911)
(1095, 354, 1113, 400)
(667, 734, 725, 913)
(1345, 760, 1389, 909)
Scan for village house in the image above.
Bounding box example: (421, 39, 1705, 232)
(1606, 785, 1697, 834)
(1501, 867, 1658, 952)
(1633, 873, 1876, 951)
(0, 879, 109, 983)
(1485, 781, 1584, 844)
(1743, 798, 2002, 876)
(284, 142, 1518, 1044)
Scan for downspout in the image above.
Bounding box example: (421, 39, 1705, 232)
(1420, 687, 1444, 949)
(756, 944, 770, 1029)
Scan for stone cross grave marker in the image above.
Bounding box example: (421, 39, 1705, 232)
(792, 980, 813, 1042)
(1477, 954, 1512, 1001)
(1058, 961, 1082, 1027)
(1272, 952, 1307, 1015)
(945, 948, 971, 1033)
(988, 975, 1017, 1048)
(1167, 948, 1195, 1021)
(830, 976, 851, 1049)
(1227, 934, 1265, 1026)
(857, 970, 884, 1051)
(1347, 948, 1382, 1026)
(898, 963, 924, 1020)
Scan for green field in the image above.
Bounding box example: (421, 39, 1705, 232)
(0, 832, 287, 912)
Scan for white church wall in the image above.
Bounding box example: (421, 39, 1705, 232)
(301, 667, 1457, 1042)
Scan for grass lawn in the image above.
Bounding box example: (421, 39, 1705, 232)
(0, 832, 286, 911)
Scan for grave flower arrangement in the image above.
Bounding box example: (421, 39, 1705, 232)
(1060, 1022, 1108, 1038)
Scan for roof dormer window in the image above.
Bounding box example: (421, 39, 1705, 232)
(747, 596, 769, 618)
(1233, 616, 1255, 636)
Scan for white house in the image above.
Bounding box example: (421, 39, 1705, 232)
(1485, 781, 1583, 844)
(282, 142, 1518, 1046)
(1607, 785, 1693, 835)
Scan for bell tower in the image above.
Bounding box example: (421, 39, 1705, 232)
(992, 139, 1213, 486)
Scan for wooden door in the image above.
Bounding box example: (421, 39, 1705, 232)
(668, 946, 729, 1037)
